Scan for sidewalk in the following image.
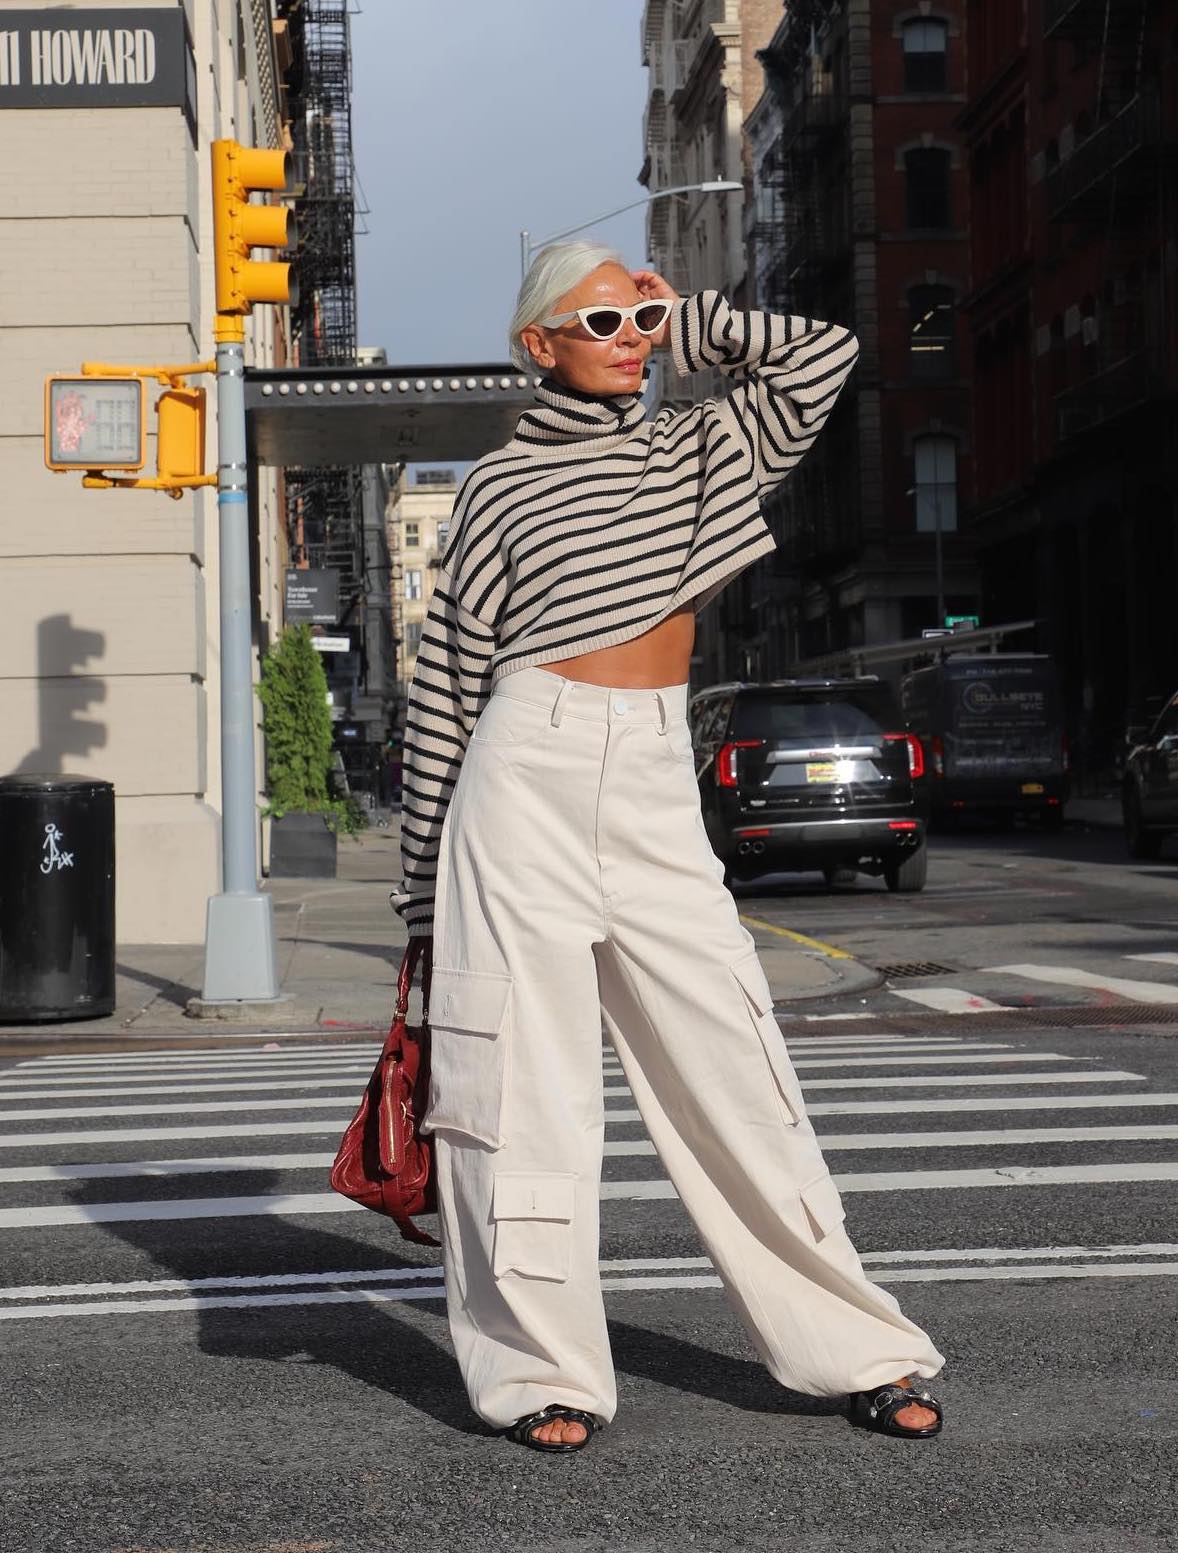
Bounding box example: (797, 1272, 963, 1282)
(0, 827, 875, 1042)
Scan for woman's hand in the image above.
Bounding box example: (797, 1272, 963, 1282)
(631, 268, 679, 349)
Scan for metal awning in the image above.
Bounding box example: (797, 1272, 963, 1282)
(245, 363, 537, 465)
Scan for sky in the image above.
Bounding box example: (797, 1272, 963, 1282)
(349, 1, 649, 369)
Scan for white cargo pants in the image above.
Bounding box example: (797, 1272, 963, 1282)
(424, 667, 944, 1429)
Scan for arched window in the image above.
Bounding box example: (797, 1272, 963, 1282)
(903, 19, 948, 92)
(909, 285, 956, 379)
(905, 147, 952, 229)
(913, 436, 958, 533)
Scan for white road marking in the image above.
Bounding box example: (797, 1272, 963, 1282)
(4, 1246, 1178, 1318)
(784, 1042, 1014, 1056)
(605, 1089, 1176, 1122)
(0, 1097, 367, 1122)
(984, 963, 1178, 1004)
(0, 1063, 372, 1088)
(859, 1242, 1178, 1266)
(798, 1013, 875, 1023)
(7, 1122, 1176, 1185)
(0, 1120, 352, 1150)
(21, 1043, 382, 1067)
(801, 1071, 1143, 1090)
(791, 1052, 1073, 1069)
(0, 1077, 369, 1103)
(6, 1160, 1177, 1230)
(888, 988, 1006, 1014)
(1126, 953, 1178, 967)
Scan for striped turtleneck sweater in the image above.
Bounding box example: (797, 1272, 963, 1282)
(394, 290, 859, 936)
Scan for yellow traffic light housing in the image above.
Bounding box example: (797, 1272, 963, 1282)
(212, 140, 297, 319)
(156, 387, 207, 482)
(45, 375, 145, 471)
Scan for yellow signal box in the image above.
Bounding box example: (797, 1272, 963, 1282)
(156, 386, 207, 482)
(211, 140, 297, 318)
(44, 375, 145, 471)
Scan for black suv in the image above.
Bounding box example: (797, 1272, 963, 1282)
(1122, 690, 1178, 859)
(689, 678, 927, 892)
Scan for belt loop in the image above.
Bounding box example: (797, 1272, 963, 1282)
(655, 690, 669, 734)
(551, 677, 573, 728)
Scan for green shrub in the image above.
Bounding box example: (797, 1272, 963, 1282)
(257, 624, 364, 835)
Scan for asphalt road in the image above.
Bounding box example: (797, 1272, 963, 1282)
(3, 824, 1178, 1553)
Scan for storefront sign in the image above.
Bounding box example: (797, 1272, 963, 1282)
(0, 9, 195, 112)
(285, 569, 340, 626)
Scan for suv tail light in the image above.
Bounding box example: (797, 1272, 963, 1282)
(930, 735, 945, 778)
(885, 732, 925, 780)
(715, 740, 763, 788)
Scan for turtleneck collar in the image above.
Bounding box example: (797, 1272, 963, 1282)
(508, 371, 650, 455)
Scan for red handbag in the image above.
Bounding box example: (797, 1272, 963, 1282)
(329, 939, 439, 1246)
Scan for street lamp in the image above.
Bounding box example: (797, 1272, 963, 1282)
(520, 180, 743, 279)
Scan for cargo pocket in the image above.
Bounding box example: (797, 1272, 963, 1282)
(730, 948, 802, 1126)
(799, 1170, 847, 1244)
(423, 967, 513, 1149)
(491, 1172, 575, 1282)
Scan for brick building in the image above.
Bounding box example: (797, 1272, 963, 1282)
(737, 0, 977, 683)
(962, 0, 1178, 780)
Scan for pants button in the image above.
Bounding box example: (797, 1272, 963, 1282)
(613, 697, 628, 715)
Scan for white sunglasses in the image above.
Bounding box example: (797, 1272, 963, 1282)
(538, 298, 674, 341)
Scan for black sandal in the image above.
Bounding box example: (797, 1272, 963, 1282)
(506, 1404, 601, 1454)
(849, 1378, 943, 1439)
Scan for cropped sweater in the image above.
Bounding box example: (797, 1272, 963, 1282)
(393, 290, 859, 936)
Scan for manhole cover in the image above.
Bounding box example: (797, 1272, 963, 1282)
(876, 962, 954, 979)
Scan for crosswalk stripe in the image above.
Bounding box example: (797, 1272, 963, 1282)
(4, 1123, 1177, 1185)
(0, 1120, 350, 1150)
(0, 1064, 374, 1088)
(984, 963, 1178, 1004)
(889, 988, 1006, 1014)
(0, 1077, 372, 1103)
(21, 1043, 382, 1067)
(0, 1097, 365, 1122)
(790, 1052, 1073, 1069)
(5, 1159, 1178, 1230)
(1126, 953, 1178, 967)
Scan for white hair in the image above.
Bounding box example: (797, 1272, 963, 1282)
(508, 240, 627, 374)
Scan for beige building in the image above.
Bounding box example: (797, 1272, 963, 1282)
(0, 1, 290, 941)
(386, 467, 458, 691)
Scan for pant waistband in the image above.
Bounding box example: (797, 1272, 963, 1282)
(493, 666, 689, 727)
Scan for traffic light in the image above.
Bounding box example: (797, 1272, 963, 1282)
(211, 140, 297, 317)
(156, 386, 206, 481)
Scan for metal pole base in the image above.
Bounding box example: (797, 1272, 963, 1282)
(200, 891, 281, 1003)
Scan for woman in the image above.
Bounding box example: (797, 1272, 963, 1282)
(392, 243, 945, 1453)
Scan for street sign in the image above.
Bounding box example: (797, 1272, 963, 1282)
(285, 568, 339, 625)
(311, 635, 350, 653)
(946, 614, 981, 631)
(44, 375, 144, 469)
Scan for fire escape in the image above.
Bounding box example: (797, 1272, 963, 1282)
(755, 2, 859, 627)
(275, 0, 363, 620)
(1044, 0, 1171, 442)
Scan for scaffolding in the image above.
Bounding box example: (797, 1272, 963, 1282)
(275, 0, 364, 613)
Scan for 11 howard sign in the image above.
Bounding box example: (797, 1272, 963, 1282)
(0, 8, 193, 109)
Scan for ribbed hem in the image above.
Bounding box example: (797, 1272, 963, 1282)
(491, 527, 777, 685)
(669, 297, 695, 379)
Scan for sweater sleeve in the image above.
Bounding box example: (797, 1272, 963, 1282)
(392, 557, 497, 939)
(669, 290, 858, 498)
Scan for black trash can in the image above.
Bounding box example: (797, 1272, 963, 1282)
(0, 775, 115, 1023)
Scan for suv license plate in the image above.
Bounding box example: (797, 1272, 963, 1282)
(1021, 782, 1045, 795)
(806, 762, 837, 784)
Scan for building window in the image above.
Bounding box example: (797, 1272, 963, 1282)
(905, 147, 952, 230)
(405, 621, 422, 655)
(435, 520, 450, 555)
(909, 285, 956, 379)
(404, 521, 419, 548)
(913, 436, 958, 533)
(903, 19, 948, 92)
(404, 569, 423, 601)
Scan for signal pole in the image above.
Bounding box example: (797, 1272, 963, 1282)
(200, 141, 296, 1004)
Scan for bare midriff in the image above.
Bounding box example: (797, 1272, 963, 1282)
(539, 600, 696, 689)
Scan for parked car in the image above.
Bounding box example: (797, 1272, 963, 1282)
(900, 653, 1069, 829)
(1122, 690, 1178, 858)
(689, 678, 927, 892)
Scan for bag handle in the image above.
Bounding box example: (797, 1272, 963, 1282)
(395, 938, 433, 1023)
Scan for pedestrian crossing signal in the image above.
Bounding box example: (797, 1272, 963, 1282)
(44, 375, 144, 471)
